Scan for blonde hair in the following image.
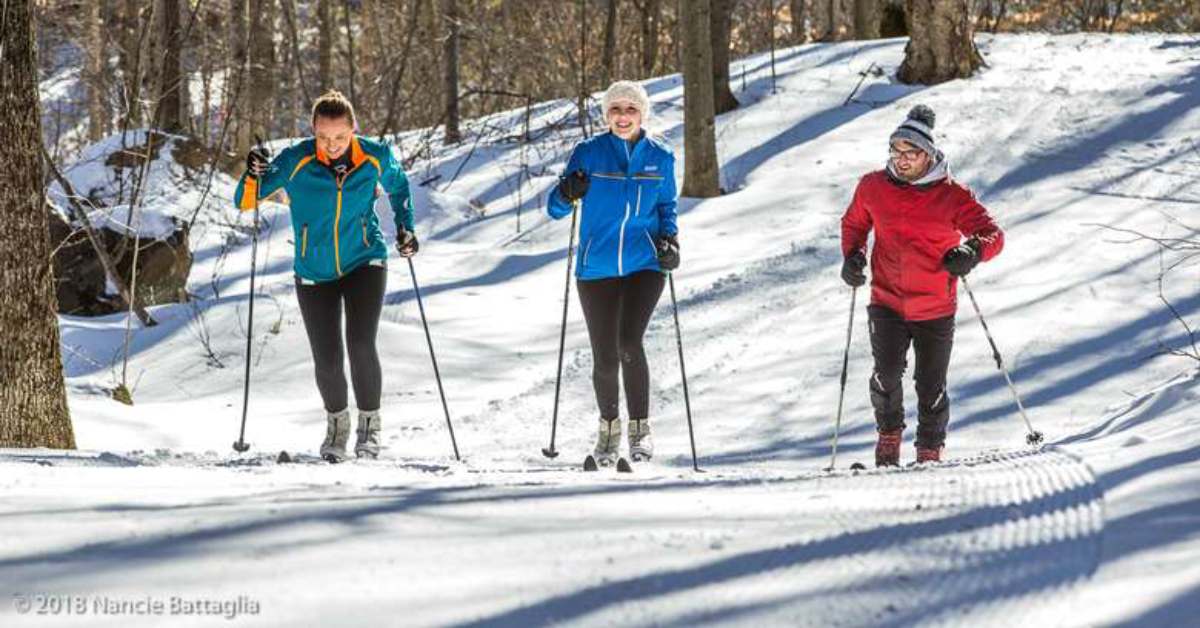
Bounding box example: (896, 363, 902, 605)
(311, 90, 357, 127)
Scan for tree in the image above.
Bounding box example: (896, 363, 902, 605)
(443, 0, 462, 143)
(711, 0, 739, 115)
(898, 0, 983, 84)
(318, 0, 333, 91)
(157, 0, 185, 132)
(790, 0, 809, 44)
(86, 0, 110, 142)
(601, 0, 619, 86)
(241, 0, 275, 152)
(635, 0, 662, 76)
(826, 0, 843, 40)
(0, 0, 76, 449)
(854, 0, 880, 39)
(681, 0, 720, 197)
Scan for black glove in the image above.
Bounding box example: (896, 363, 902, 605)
(396, 229, 419, 257)
(841, 250, 867, 287)
(657, 234, 680, 271)
(557, 170, 589, 203)
(942, 238, 981, 277)
(245, 146, 271, 179)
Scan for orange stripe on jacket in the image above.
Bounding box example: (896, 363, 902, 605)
(238, 177, 259, 211)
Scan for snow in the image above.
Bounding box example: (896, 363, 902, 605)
(5, 33, 1200, 626)
(47, 129, 209, 241)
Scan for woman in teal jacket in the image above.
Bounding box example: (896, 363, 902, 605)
(547, 80, 680, 466)
(234, 90, 417, 462)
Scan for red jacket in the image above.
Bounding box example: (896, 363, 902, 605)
(842, 170, 1004, 321)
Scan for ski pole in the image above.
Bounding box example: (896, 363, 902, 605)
(668, 272, 701, 472)
(827, 286, 857, 471)
(961, 276, 1043, 446)
(234, 135, 267, 453)
(543, 200, 580, 459)
(408, 257, 461, 461)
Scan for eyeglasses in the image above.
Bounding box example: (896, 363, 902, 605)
(889, 146, 925, 162)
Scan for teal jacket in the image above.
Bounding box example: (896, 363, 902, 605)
(233, 136, 413, 283)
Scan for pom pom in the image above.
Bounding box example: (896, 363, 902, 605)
(907, 104, 936, 129)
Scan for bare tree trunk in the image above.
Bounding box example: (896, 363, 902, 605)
(990, 0, 1008, 32)
(681, 0, 720, 198)
(0, 0, 76, 449)
(854, 0, 880, 39)
(87, 0, 109, 142)
(379, 0, 426, 139)
(342, 0, 357, 104)
(245, 0, 276, 144)
(827, 0, 841, 40)
(790, 0, 809, 43)
(577, 0, 591, 136)
(157, 0, 185, 132)
(443, 0, 462, 143)
(318, 0, 333, 91)
(898, 0, 983, 85)
(638, 0, 662, 76)
(711, 0, 738, 114)
(281, 0, 312, 105)
(229, 0, 249, 154)
(1105, 0, 1124, 33)
(601, 0, 619, 87)
(360, 0, 385, 97)
(120, 0, 144, 126)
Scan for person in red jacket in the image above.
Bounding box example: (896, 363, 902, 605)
(840, 104, 1004, 467)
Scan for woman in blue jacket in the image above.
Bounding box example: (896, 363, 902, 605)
(234, 90, 418, 462)
(547, 80, 680, 465)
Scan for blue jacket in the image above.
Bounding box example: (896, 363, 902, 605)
(547, 132, 678, 280)
(233, 136, 413, 283)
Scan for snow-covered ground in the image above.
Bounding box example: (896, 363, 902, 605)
(4, 34, 1199, 626)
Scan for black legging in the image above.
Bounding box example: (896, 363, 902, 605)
(295, 263, 386, 413)
(576, 270, 666, 420)
(867, 304, 955, 448)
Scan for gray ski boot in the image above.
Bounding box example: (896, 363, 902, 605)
(319, 408, 351, 462)
(355, 410, 382, 459)
(593, 417, 622, 467)
(628, 418, 653, 461)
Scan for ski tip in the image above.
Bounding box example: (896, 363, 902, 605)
(276, 450, 292, 464)
(849, 462, 867, 471)
(583, 455, 599, 472)
(616, 458, 633, 473)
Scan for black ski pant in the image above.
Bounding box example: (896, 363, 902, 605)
(576, 270, 665, 421)
(295, 263, 386, 414)
(867, 304, 955, 449)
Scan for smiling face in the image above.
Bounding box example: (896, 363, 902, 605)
(889, 140, 932, 181)
(314, 115, 355, 160)
(606, 100, 643, 140)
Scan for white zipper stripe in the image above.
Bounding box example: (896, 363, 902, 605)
(644, 231, 656, 256)
(618, 200, 631, 275)
(583, 239, 593, 267)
